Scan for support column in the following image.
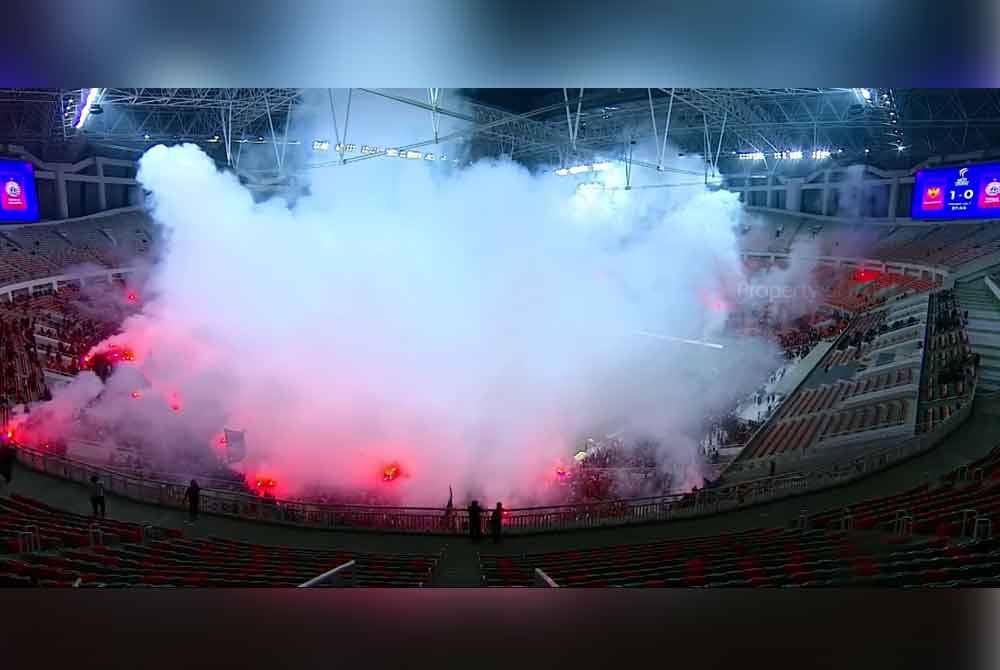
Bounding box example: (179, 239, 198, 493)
(888, 179, 899, 220)
(822, 171, 833, 216)
(786, 178, 803, 213)
(130, 185, 146, 208)
(94, 158, 108, 212)
(95, 158, 108, 211)
(55, 170, 69, 219)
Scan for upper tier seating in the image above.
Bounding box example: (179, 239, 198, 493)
(0, 211, 157, 290)
(740, 219, 1000, 271)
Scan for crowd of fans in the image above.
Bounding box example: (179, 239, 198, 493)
(0, 308, 47, 414)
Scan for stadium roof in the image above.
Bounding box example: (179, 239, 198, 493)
(1, 88, 999, 175)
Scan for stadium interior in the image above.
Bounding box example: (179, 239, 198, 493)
(1, 87, 1000, 588)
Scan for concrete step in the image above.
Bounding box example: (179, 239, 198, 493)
(430, 542, 486, 587)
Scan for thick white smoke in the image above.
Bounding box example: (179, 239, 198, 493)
(23, 93, 788, 506)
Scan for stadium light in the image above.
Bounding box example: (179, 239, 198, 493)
(811, 150, 831, 160)
(312, 140, 329, 151)
(74, 88, 105, 129)
(854, 88, 875, 105)
(788, 150, 803, 160)
(554, 162, 614, 175)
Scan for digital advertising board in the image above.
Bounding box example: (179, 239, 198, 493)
(0, 159, 40, 223)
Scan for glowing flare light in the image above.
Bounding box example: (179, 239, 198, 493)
(382, 463, 401, 482)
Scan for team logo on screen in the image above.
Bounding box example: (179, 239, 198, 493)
(922, 185, 944, 210)
(980, 178, 1000, 208)
(955, 168, 970, 187)
(1, 178, 25, 211)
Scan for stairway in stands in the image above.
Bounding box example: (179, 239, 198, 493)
(955, 278, 1000, 393)
(430, 540, 485, 586)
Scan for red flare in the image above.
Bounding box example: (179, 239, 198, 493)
(130, 390, 142, 399)
(382, 463, 401, 482)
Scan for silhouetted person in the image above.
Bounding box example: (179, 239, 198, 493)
(0, 444, 14, 497)
(490, 502, 503, 544)
(468, 500, 482, 541)
(769, 461, 776, 478)
(443, 485, 454, 531)
(183, 479, 200, 524)
(89, 475, 106, 518)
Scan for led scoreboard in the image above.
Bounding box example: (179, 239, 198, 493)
(912, 162, 1000, 220)
(0, 159, 40, 223)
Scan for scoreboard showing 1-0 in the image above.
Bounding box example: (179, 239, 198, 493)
(912, 162, 1000, 221)
(0, 159, 40, 223)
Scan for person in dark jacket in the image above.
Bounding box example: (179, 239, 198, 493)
(183, 479, 200, 523)
(443, 485, 454, 531)
(467, 500, 482, 541)
(89, 475, 106, 518)
(490, 502, 503, 544)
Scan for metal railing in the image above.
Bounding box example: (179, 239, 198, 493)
(11, 389, 975, 536)
(533, 568, 559, 588)
(298, 560, 357, 587)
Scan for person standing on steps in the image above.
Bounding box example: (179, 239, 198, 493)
(467, 500, 482, 541)
(490, 502, 503, 544)
(89, 475, 106, 518)
(183, 479, 200, 524)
